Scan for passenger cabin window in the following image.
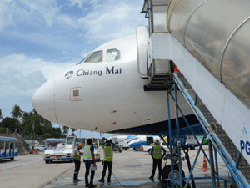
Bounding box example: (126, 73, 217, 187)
(107, 48, 120, 61)
(84, 50, 102, 63)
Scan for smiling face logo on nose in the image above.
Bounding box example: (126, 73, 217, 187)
(65, 70, 74, 79)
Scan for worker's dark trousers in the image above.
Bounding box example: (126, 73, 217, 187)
(151, 158, 162, 178)
(73, 159, 81, 180)
(101, 161, 112, 180)
(85, 163, 95, 184)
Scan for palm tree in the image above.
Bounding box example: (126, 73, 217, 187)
(0, 109, 3, 121)
(62, 126, 69, 136)
(72, 128, 76, 133)
(11, 104, 23, 119)
(21, 112, 33, 137)
(72, 128, 79, 137)
(11, 104, 22, 134)
(0, 109, 3, 130)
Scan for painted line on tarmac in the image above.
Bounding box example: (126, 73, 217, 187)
(189, 155, 196, 159)
(5, 165, 23, 171)
(1, 165, 23, 171)
(195, 165, 203, 169)
(0, 159, 41, 171)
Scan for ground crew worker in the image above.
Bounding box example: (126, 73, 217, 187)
(149, 140, 165, 180)
(84, 139, 97, 187)
(73, 144, 83, 182)
(99, 140, 113, 183)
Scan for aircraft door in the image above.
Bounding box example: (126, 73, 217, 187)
(136, 26, 149, 76)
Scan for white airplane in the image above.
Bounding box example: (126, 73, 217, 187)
(111, 135, 128, 145)
(32, 32, 202, 136)
(111, 135, 137, 144)
(127, 135, 163, 148)
(127, 135, 147, 149)
(124, 135, 137, 142)
(110, 135, 137, 149)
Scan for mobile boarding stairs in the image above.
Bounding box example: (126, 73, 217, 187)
(137, 0, 250, 187)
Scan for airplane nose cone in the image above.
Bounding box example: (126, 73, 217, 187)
(32, 79, 57, 123)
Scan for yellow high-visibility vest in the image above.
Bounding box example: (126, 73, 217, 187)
(74, 149, 81, 161)
(84, 145, 92, 160)
(103, 146, 113, 161)
(152, 145, 162, 159)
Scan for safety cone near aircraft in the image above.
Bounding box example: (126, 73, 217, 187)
(203, 155, 207, 172)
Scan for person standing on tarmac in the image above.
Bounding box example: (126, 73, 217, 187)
(73, 144, 83, 182)
(149, 140, 165, 181)
(84, 139, 97, 187)
(99, 140, 113, 183)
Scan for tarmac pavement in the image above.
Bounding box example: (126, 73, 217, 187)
(0, 152, 73, 188)
(41, 146, 232, 188)
(0, 146, 233, 188)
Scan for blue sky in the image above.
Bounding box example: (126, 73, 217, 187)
(0, 0, 147, 139)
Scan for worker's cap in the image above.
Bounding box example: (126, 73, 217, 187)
(78, 144, 82, 147)
(154, 140, 160, 144)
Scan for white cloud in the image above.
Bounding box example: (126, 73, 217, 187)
(0, 54, 74, 96)
(17, 0, 60, 27)
(0, 67, 46, 93)
(0, 0, 15, 30)
(68, 0, 87, 8)
(0, 0, 60, 30)
(76, 0, 147, 42)
(67, 0, 98, 8)
(81, 50, 92, 59)
(0, 0, 146, 55)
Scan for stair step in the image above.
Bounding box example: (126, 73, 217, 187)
(203, 113, 218, 125)
(175, 72, 250, 184)
(145, 74, 174, 91)
(238, 166, 250, 180)
(197, 104, 210, 114)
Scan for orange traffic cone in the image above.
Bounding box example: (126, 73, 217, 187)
(174, 66, 180, 73)
(203, 155, 208, 172)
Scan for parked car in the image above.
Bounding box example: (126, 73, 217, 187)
(34, 145, 47, 151)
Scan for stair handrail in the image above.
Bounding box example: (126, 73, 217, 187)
(173, 73, 250, 187)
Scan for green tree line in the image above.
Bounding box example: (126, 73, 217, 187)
(0, 104, 66, 139)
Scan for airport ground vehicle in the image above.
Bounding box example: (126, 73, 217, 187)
(43, 138, 66, 149)
(113, 144, 122, 153)
(0, 136, 18, 161)
(43, 136, 75, 164)
(185, 135, 208, 149)
(93, 144, 101, 161)
(111, 135, 131, 150)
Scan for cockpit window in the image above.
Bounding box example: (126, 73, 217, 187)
(77, 54, 90, 65)
(107, 48, 120, 61)
(84, 51, 102, 63)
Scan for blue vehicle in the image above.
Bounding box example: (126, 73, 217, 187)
(0, 136, 18, 162)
